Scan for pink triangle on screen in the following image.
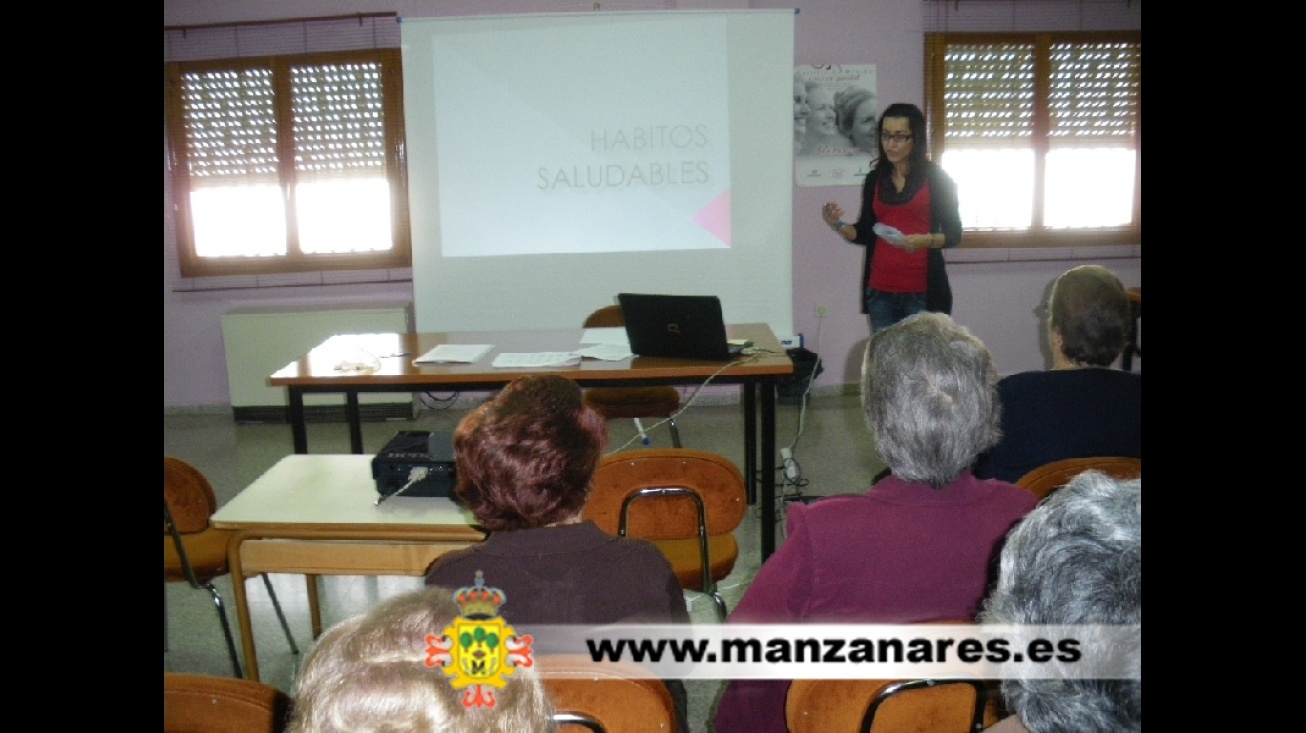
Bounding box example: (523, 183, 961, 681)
(692, 190, 732, 247)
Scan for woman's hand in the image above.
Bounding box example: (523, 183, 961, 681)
(822, 202, 844, 228)
(904, 233, 939, 252)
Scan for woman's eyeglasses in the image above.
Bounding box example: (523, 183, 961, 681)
(880, 132, 913, 144)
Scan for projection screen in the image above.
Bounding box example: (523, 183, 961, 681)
(401, 10, 794, 337)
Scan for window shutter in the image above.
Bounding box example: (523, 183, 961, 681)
(944, 43, 1034, 145)
(1049, 40, 1140, 145)
(292, 60, 389, 177)
(177, 66, 279, 185)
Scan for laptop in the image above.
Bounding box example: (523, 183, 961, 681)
(617, 293, 744, 361)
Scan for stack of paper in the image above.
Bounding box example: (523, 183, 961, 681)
(413, 344, 494, 365)
(491, 352, 582, 368)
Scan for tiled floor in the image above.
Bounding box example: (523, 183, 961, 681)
(164, 388, 882, 732)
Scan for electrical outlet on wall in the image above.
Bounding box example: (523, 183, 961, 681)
(816, 305, 829, 318)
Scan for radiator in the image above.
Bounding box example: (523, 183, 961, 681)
(221, 302, 415, 423)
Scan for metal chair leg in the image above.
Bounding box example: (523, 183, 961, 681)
(203, 581, 244, 677)
(668, 417, 682, 448)
(261, 574, 300, 655)
(710, 591, 728, 622)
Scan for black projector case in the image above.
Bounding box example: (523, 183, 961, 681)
(372, 430, 457, 498)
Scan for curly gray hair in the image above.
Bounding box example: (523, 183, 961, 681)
(980, 470, 1142, 733)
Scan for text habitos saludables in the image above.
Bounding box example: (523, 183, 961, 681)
(537, 125, 715, 190)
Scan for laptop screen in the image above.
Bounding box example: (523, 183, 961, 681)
(617, 293, 734, 361)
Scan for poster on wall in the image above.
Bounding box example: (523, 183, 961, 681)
(794, 65, 877, 188)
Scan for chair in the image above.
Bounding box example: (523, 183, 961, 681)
(164, 457, 300, 677)
(538, 654, 678, 733)
(1015, 456, 1141, 502)
(163, 672, 291, 733)
(583, 305, 683, 448)
(583, 448, 746, 621)
(785, 677, 1000, 733)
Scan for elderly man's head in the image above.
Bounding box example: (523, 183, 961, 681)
(1048, 265, 1131, 367)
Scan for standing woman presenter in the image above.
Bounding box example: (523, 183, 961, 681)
(822, 102, 962, 332)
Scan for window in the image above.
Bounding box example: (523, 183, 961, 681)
(165, 26, 409, 278)
(925, 32, 1140, 248)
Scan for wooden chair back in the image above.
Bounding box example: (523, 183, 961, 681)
(586, 448, 745, 539)
(1016, 456, 1141, 501)
(164, 457, 232, 583)
(584, 448, 745, 619)
(786, 677, 998, 733)
(163, 673, 290, 733)
(539, 655, 677, 733)
(165, 456, 218, 534)
(584, 304, 626, 328)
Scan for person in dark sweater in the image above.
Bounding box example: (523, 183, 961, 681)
(424, 374, 688, 731)
(973, 265, 1141, 484)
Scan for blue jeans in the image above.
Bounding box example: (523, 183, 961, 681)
(865, 289, 927, 333)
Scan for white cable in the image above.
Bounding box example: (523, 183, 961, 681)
(375, 466, 430, 506)
(607, 354, 759, 453)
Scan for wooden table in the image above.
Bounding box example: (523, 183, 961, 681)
(211, 454, 485, 682)
(269, 324, 794, 559)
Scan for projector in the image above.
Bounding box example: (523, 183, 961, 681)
(372, 430, 458, 499)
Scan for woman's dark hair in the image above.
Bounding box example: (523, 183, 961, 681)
(1049, 265, 1131, 367)
(453, 375, 608, 531)
(872, 102, 930, 181)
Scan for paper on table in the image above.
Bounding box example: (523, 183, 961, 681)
(580, 327, 631, 345)
(413, 343, 494, 364)
(574, 343, 634, 361)
(491, 352, 582, 368)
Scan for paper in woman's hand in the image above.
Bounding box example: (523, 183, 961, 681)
(872, 222, 910, 247)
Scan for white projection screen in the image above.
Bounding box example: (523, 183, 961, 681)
(401, 11, 794, 336)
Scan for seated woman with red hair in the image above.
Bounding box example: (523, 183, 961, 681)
(425, 374, 689, 731)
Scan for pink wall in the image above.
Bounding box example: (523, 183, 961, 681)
(164, 0, 1141, 409)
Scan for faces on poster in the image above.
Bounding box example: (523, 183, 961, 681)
(849, 97, 878, 154)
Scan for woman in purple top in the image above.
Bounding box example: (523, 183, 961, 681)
(713, 313, 1037, 733)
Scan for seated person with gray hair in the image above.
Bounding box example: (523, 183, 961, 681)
(287, 587, 557, 733)
(973, 264, 1141, 483)
(713, 312, 1038, 733)
(981, 470, 1142, 733)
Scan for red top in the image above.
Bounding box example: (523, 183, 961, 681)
(869, 177, 932, 293)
